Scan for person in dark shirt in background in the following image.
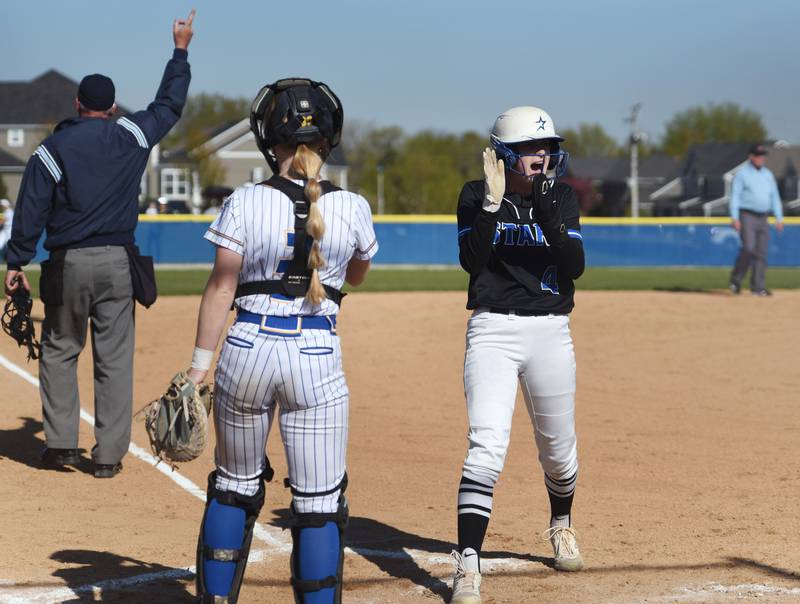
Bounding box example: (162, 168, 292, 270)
(3, 10, 195, 478)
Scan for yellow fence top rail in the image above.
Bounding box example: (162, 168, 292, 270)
(138, 214, 800, 225)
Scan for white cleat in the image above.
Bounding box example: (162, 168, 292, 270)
(544, 525, 585, 572)
(450, 547, 482, 603)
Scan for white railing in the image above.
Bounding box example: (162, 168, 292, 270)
(677, 196, 702, 211)
(703, 196, 728, 217)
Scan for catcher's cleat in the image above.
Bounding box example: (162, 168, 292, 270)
(41, 447, 80, 467)
(94, 462, 123, 479)
(450, 548, 481, 604)
(544, 525, 584, 572)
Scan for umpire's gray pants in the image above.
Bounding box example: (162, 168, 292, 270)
(39, 246, 134, 465)
(730, 211, 770, 291)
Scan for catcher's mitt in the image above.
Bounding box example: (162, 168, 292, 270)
(140, 372, 212, 466)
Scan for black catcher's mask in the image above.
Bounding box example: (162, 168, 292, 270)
(250, 78, 343, 173)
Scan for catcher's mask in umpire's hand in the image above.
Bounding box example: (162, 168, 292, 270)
(250, 78, 343, 173)
(2, 281, 40, 362)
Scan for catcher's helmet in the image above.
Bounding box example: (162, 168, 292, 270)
(250, 78, 343, 173)
(490, 106, 569, 178)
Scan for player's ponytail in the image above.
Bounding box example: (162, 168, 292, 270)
(291, 144, 327, 304)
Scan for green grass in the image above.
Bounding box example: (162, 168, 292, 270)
(155, 270, 215, 296)
(154, 267, 800, 295)
(348, 267, 800, 293)
(15, 267, 800, 298)
(574, 267, 800, 292)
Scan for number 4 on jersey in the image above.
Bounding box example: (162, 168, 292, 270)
(540, 265, 559, 294)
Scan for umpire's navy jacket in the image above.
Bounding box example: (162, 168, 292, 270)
(6, 49, 191, 270)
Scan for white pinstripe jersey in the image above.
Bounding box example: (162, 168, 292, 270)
(205, 180, 378, 316)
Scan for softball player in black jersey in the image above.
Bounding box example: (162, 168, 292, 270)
(449, 106, 586, 604)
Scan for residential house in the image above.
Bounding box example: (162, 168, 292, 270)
(0, 69, 161, 203)
(565, 154, 682, 216)
(0, 149, 25, 199)
(650, 141, 800, 216)
(0, 70, 82, 200)
(0, 70, 349, 211)
(159, 118, 349, 210)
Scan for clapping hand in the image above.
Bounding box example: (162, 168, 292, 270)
(482, 147, 505, 213)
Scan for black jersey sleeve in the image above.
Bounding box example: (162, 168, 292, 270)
(541, 184, 585, 280)
(457, 180, 498, 274)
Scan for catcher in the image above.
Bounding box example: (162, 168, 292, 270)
(140, 372, 213, 466)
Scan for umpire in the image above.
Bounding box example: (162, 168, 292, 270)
(2, 11, 194, 477)
(729, 143, 785, 296)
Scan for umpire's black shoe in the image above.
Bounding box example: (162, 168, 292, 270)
(752, 289, 773, 297)
(728, 282, 741, 295)
(94, 462, 123, 479)
(41, 448, 81, 467)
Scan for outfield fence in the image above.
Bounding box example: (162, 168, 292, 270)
(26, 216, 800, 267)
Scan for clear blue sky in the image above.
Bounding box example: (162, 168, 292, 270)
(2, 0, 798, 145)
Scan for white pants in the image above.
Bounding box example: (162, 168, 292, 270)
(212, 321, 348, 514)
(462, 309, 578, 485)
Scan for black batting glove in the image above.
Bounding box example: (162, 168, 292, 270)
(531, 174, 564, 243)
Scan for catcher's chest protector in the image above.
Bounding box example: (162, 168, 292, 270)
(234, 175, 345, 306)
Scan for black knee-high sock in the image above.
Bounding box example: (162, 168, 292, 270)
(457, 474, 494, 555)
(545, 471, 577, 528)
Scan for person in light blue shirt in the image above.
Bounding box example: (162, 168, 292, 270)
(729, 144, 784, 296)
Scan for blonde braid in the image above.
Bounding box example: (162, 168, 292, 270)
(291, 144, 327, 304)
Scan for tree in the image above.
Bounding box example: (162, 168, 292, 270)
(661, 102, 767, 158)
(160, 93, 247, 188)
(162, 93, 250, 150)
(197, 155, 227, 190)
(385, 130, 485, 214)
(560, 123, 621, 158)
(342, 122, 405, 205)
(344, 126, 486, 214)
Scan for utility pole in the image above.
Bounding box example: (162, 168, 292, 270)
(376, 164, 385, 214)
(625, 103, 643, 219)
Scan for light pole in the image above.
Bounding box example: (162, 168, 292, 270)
(376, 164, 385, 215)
(625, 103, 643, 219)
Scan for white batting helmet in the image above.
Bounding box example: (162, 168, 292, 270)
(491, 106, 564, 144)
(490, 106, 569, 177)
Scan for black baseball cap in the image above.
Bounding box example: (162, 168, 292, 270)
(748, 144, 768, 156)
(78, 74, 115, 111)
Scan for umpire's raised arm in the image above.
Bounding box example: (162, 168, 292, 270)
(123, 10, 195, 148)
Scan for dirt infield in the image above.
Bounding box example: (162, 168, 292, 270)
(1, 290, 799, 603)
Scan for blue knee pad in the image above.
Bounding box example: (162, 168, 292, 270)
(294, 522, 340, 603)
(202, 499, 246, 595)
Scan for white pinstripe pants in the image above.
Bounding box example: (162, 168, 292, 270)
(212, 321, 348, 514)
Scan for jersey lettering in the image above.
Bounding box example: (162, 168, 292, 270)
(275, 231, 295, 277)
(494, 222, 548, 247)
